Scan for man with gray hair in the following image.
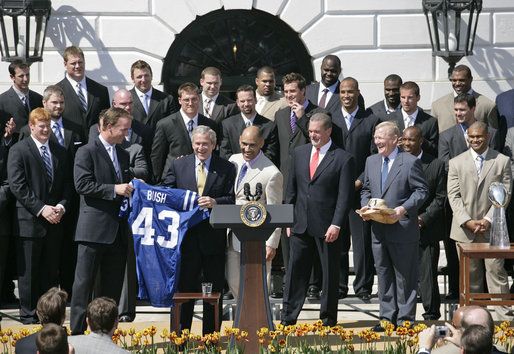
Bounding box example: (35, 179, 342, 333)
(163, 125, 235, 334)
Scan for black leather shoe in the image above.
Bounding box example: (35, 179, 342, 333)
(119, 315, 134, 323)
(322, 319, 337, 327)
(280, 320, 296, 326)
(422, 314, 440, 321)
(357, 293, 371, 302)
(306, 285, 320, 300)
(338, 289, 348, 299)
(371, 321, 395, 332)
(445, 292, 458, 300)
(270, 291, 283, 299)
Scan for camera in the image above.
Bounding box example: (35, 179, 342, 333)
(435, 326, 449, 338)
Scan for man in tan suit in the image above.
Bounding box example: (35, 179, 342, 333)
(254, 66, 287, 121)
(226, 126, 283, 299)
(447, 121, 511, 319)
(431, 64, 498, 133)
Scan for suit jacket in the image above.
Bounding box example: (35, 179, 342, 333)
(447, 148, 511, 243)
(19, 121, 82, 156)
(14, 332, 38, 354)
(438, 124, 499, 171)
(68, 332, 129, 354)
(258, 91, 287, 121)
(150, 111, 218, 182)
(0, 87, 43, 132)
(361, 150, 428, 244)
(306, 81, 366, 116)
(418, 153, 446, 244)
(496, 88, 514, 128)
(56, 77, 110, 142)
(163, 153, 236, 254)
(431, 91, 498, 133)
(73, 136, 131, 244)
(502, 127, 514, 178)
(198, 94, 239, 124)
(7, 137, 72, 238)
(220, 113, 278, 165)
(385, 108, 439, 156)
(286, 142, 355, 238)
(0, 136, 13, 236)
(229, 152, 283, 248)
(367, 100, 401, 121)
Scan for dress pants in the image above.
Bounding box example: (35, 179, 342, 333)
(118, 237, 137, 318)
(17, 227, 62, 324)
(444, 202, 459, 295)
(419, 241, 441, 319)
(349, 210, 375, 295)
(372, 235, 419, 325)
(282, 232, 342, 325)
(70, 229, 127, 334)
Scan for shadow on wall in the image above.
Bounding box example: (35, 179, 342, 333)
(45, 5, 126, 89)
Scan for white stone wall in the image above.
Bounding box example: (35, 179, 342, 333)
(1, 0, 512, 110)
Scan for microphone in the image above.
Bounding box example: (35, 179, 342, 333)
(255, 183, 263, 201)
(243, 183, 251, 201)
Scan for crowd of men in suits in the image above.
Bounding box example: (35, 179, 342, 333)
(1, 44, 514, 334)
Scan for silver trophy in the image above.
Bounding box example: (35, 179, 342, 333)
(488, 182, 510, 248)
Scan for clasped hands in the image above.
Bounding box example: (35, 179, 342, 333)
(41, 205, 65, 224)
(464, 219, 490, 234)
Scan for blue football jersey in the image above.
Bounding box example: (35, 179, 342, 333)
(128, 179, 209, 307)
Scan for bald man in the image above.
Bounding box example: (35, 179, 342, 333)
(227, 126, 283, 300)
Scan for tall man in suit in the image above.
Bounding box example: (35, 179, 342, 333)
(254, 66, 287, 121)
(70, 107, 133, 334)
(7, 108, 72, 324)
(360, 120, 428, 329)
(432, 64, 499, 133)
(367, 74, 403, 121)
(0, 60, 43, 133)
(402, 126, 446, 320)
(129, 60, 178, 158)
(220, 84, 278, 164)
(151, 83, 218, 183)
(281, 113, 355, 326)
(332, 77, 380, 301)
(199, 67, 239, 125)
(56, 46, 110, 143)
(163, 126, 235, 334)
(496, 88, 514, 128)
(448, 121, 512, 320)
(386, 81, 439, 156)
(226, 126, 283, 300)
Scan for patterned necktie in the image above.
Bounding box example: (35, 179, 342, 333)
(237, 163, 248, 189)
(52, 122, 65, 146)
(40, 145, 53, 183)
(22, 95, 29, 115)
(381, 156, 390, 192)
(197, 161, 206, 195)
(204, 98, 212, 118)
(142, 94, 149, 114)
(245, 120, 251, 128)
(187, 120, 194, 136)
(345, 114, 353, 130)
(476, 155, 484, 177)
(108, 146, 121, 181)
(318, 88, 329, 109)
(309, 148, 320, 179)
(290, 111, 297, 134)
(76, 83, 87, 112)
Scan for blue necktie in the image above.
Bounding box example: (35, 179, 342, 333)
(76, 83, 87, 112)
(381, 156, 389, 192)
(188, 120, 194, 135)
(52, 122, 65, 146)
(40, 145, 53, 183)
(290, 111, 296, 134)
(237, 164, 248, 189)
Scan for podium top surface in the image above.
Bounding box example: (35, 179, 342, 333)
(210, 204, 293, 229)
(458, 243, 514, 258)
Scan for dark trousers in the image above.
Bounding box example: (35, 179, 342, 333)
(283, 232, 342, 325)
(444, 202, 459, 294)
(17, 228, 62, 324)
(419, 242, 441, 319)
(118, 237, 137, 318)
(0, 236, 9, 307)
(349, 211, 375, 295)
(70, 230, 127, 334)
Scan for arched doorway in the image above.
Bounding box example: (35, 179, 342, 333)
(161, 8, 313, 97)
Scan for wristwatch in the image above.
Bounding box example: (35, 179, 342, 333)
(418, 348, 431, 354)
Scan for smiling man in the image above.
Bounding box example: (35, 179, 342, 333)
(367, 74, 403, 120)
(198, 67, 238, 124)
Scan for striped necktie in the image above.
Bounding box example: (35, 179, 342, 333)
(76, 82, 87, 112)
(52, 122, 65, 146)
(40, 145, 53, 183)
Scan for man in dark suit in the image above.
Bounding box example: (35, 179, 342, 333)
(305, 55, 365, 116)
(332, 77, 380, 301)
(0, 60, 43, 133)
(198, 67, 239, 125)
(402, 126, 446, 320)
(385, 81, 439, 156)
(360, 120, 428, 329)
(220, 84, 278, 164)
(281, 113, 355, 326)
(7, 108, 72, 324)
(129, 60, 178, 158)
(151, 82, 217, 183)
(367, 74, 403, 121)
(496, 88, 514, 128)
(70, 107, 133, 334)
(163, 125, 235, 334)
(56, 46, 110, 143)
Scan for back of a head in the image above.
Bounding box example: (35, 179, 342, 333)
(86, 297, 118, 334)
(36, 323, 69, 354)
(36, 287, 68, 325)
(461, 324, 493, 354)
(461, 306, 494, 333)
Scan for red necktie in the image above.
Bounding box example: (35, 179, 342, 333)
(310, 148, 320, 179)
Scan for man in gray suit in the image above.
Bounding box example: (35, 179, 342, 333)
(254, 66, 287, 121)
(68, 297, 129, 353)
(360, 120, 428, 330)
(367, 74, 403, 121)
